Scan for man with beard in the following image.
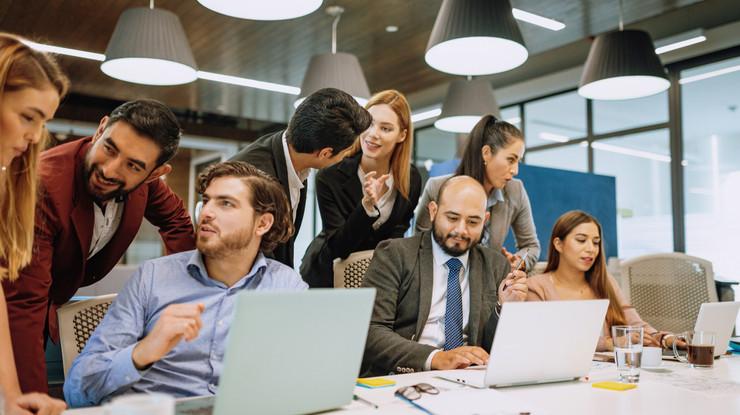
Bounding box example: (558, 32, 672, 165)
(360, 176, 528, 377)
(64, 161, 306, 407)
(3, 99, 195, 393)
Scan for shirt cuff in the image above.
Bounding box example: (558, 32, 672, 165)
(111, 343, 148, 387)
(424, 349, 441, 371)
(362, 200, 380, 217)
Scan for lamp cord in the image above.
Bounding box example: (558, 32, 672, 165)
(331, 13, 341, 54)
(618, 0, 624, 31)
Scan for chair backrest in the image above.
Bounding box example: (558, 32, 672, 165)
(57, 294, 117, 377)
(332, 250, 374, 288)
(620, 253, 716, 333)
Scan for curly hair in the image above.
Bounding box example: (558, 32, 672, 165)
(197, 161, 294, 253)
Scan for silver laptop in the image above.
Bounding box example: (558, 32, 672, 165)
(695, 301, 740, 357)
(176, 288, 375, 415)
(438, 300, 608, 388)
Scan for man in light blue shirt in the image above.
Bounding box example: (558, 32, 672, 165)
(64, 161, 307, 407)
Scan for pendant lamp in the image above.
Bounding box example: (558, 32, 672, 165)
(197, 0, 323, 21)
(101, 3, 197, 86)
(425, 0, 528, 76)
(435, 78, 500, 133)
(578, 1, 669, 100)
(295, 6, 370, 107)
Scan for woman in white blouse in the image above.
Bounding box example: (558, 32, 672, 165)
(300, 90, 421, 287)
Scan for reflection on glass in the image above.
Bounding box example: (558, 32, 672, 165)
(681, 55, 740, 281)
(524, 91, 586, 148)
(501, 106, 521, 130)
(593, 130, 672, 259)
(525, 144, 588, 173)
(593, 91, 668, 134)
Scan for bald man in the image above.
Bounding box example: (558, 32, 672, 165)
(361, 176, 527, 377)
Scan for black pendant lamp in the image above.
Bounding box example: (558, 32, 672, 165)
(101, 2, 197, 86)
(435, 78, 500, 133)
(295, 6, 370, 107)
(578, 2, 669, 100)
(426, 0, 528, 76)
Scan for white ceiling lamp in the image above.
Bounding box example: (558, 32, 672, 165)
(435, 78, 500, 133)
(197, 0, 322, 20)
(101, 1, 197, 85)
(425, 0, 528, 76)
(295, 6, 370, 107)
(578, 0, 669, 100)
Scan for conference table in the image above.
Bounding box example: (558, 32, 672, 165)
(64, 355, 740, 415)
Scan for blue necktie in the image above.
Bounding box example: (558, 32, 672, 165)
(444, 257, 464, 351)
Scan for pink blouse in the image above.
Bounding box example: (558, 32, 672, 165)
(526, 273, 662, 351)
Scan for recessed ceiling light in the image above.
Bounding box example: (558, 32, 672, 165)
(654, 29, 706, 55)
(512, 8, 565, 31)
(385, 25, 399, 33)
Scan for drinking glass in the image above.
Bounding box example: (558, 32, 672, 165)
(612, 325, 643, 383)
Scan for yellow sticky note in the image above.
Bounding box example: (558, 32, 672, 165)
(356, 377, 396, 388)
(592, 381, 637, 391)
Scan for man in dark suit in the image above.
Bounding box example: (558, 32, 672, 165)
(361, 176, 528, 376)
(230, 88, 371, 268)
(3, 99, 196, 393)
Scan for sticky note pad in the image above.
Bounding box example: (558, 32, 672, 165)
(592, 381, 637, 391)
(356, 377, 396, 388)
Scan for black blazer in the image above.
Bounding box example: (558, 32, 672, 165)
(300, 152, 422, 287)
(229, 130, 306, 268)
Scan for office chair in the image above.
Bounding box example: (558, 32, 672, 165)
(332, 250, 374, 288)
(57, 294, 117, 377)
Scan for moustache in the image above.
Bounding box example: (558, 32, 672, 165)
(93, 167, 124, 187)
(445, 232, 471, 243)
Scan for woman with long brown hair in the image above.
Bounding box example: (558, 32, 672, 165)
(527, 210, 673, 351)
(301, 90, 421, 287)
(0, 33, 68, 414)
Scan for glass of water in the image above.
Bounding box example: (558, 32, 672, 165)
(612, 325, 643, 383)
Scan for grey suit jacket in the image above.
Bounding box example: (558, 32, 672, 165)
(415, 175, 540, 272)
(361, 231, 510, 377)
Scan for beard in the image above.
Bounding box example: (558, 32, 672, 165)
(432, 222, 480, 257)
(196, 223, 253, 259)
(84, 162, 138, 202)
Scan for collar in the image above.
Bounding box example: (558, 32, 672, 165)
(282, 132, 310, 187)
(186, 250, 269, 290)
(487, 188, 505, 209)
(430, 233, 470, 270)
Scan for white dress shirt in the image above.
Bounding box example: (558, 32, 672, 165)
(88, 200, 124, 258)
(357, 166, 397, 229)
(281, 132, 310, 222)
(418, 237, 470, 369)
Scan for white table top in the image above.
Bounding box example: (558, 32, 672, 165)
(65, 355, 740, 415)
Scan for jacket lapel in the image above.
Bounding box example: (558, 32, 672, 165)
(338, 153, 364, 203)
(415, 232, 435, 338)
(71, 143, 95, 258)
(467, 248, 484, 344)
(270, 131, 291, 196)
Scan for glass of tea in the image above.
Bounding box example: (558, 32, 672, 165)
(673, 331, 716, 368)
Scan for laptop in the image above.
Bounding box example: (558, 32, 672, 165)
(438, 300, 608, 388)
(694, 301, 740, 357)
(175, 288, 376, 415)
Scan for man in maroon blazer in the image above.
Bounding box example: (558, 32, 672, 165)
(2, 99, 196, 393)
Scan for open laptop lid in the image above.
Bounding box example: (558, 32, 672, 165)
(485, 300, 608, 387)
(213, 288, 375, 415)
(694, 301, 740, 357)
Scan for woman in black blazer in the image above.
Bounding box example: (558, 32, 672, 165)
(301, 90, 421, 287)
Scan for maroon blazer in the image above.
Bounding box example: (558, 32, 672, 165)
(2, 137, 195, 393)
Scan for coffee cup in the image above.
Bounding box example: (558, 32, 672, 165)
(673, 331, 716, 368)
(103, 393, 174, 415)
(642, 346, 662, 368)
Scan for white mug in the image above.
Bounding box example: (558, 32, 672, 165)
(642, 346, 662, 368)
(104, 393, 174, 415)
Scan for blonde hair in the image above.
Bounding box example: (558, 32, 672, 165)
(0, 33, 69, 281)
(346, 90, 414, 199)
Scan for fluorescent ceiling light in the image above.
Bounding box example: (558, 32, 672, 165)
(411, 108, 442, 123)
(198, 71, 300, 95)
(679, 64, 740, 84)
(654, 29, 706, 55)
(512, 8, 565, 31)
(538, 132, 570, 143)
(591, 142, 670, 162)
(22, 40, 105, 61)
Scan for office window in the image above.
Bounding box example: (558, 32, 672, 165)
(524, 91, 586, 148)
(415, 127, 457, 164)
(525, 144, 588, 173)
(592, 91, 668, 134)
(593, 130, 673, 259)
(500, 105, 521, 129)
(681, 55, 740, 280)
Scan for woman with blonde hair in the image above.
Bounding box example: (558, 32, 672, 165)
(301, 90, 421, 287)
(526, 210, 674, 351)
(0, 32, 68, 414)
